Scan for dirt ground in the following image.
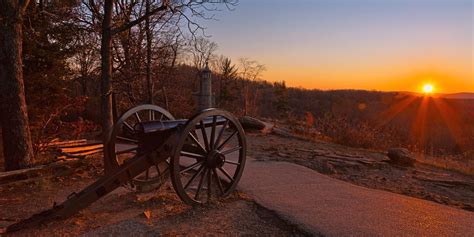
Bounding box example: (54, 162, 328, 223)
(1, 131, 473, 235)
(0, 155, 307, 236)
(247, 132, 474, 211)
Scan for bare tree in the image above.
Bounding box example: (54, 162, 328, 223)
(88, 0, 170, 171)
(100, 0, 114, 171)
(146, 0, 153, 103)
(0, 0, 35, 171)
(238, 58, 266, 116)
(190, 36, 217, 70)
(239, 57, 266, 81)
(72, 32, 100, 95)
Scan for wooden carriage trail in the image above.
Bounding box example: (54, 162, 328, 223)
(238, 158, 474, 236)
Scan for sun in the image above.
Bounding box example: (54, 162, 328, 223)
(422, 84, 434, 94)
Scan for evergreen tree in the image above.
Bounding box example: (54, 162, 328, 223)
(218, 57, 238, 106)
(273, 81, 289, 118)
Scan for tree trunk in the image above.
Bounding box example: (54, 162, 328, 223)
(145, 0, 154, 104)
(0, 1, 34, 171)
(101, 0, 114, 172)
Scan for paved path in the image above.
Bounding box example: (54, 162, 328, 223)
(238, 159, 474, 236)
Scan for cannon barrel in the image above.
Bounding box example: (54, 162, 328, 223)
(136, 116, 227, 134)
(135, 119, 188, 134)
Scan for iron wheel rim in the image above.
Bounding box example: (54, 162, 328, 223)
(107, 104, 174, 186)
(170, 109, 247, 206)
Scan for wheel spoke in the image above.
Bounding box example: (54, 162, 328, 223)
(188, 133, 207, 153)
(116, 146, 137, 155)
(156, 163, 168, 183)
(145, 167, 150, 180)
(210, 116, 217, 149)
(180, 161, 204, 174)
(149, 110, 155, 120)
(224, 160, 240, 165)
(218, 167, 234, 182)
(184, 165, 205, 190)
(214, 119, 229, 149)
(200, 120, 210, 151)
(156, 168, 163, 182)
(217, 130, 237, 150)
(134, 112, 142, 123)
(155, 163, 162, 176)
(221, 146, 242, 155)
(195, 168, 208, 200)
(213, 168, 224, 194)
(123, 121, 134, 133)
(116, 136, 138, 144)
(180, 151, 205, 159)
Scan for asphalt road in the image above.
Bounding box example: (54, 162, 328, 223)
(238, 159, 474, 236)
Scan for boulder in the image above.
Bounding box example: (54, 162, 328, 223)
(239, 116, 266, 131)
(271, 127, 293, 138)
(387, 148, 416, 167)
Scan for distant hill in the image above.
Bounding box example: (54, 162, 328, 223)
(397, 92, 474, 100)
(439, 93, 474, 100)
(256, 87, 474, 155)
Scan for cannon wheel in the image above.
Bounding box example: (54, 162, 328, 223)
(170, 109, 246, 205)
(107, 104, 175, 189)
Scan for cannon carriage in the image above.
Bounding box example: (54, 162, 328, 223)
(7, 105, 247, 232)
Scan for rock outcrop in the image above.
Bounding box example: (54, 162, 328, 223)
(387, 148, 416, 166)
(239, 116, 266, 131)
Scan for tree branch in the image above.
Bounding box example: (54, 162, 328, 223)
(111, 1, 169, 35)
(20, 0, 31, 13)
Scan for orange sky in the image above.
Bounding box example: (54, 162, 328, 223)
(262, 54, 473, 93)
(205, 0, 473, 93)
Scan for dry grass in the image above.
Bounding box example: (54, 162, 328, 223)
(283, 117, 474, 175)
(417, 153, 474, 176)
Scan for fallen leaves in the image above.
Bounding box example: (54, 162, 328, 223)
(73, 219, 85, 227)
(143, 210, 152, 220)
(135, 192, 156, 203)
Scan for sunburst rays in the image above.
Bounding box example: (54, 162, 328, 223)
(377, 93, 467, 154)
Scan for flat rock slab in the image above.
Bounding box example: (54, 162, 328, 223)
(238, 159, 474, 236)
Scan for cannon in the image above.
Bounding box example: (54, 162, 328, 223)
(6, 105, 247, 232)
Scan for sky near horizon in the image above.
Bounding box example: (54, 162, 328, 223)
(202, 0, 473, 93)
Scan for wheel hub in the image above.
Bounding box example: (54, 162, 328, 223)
(206, 150, 225, 168)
